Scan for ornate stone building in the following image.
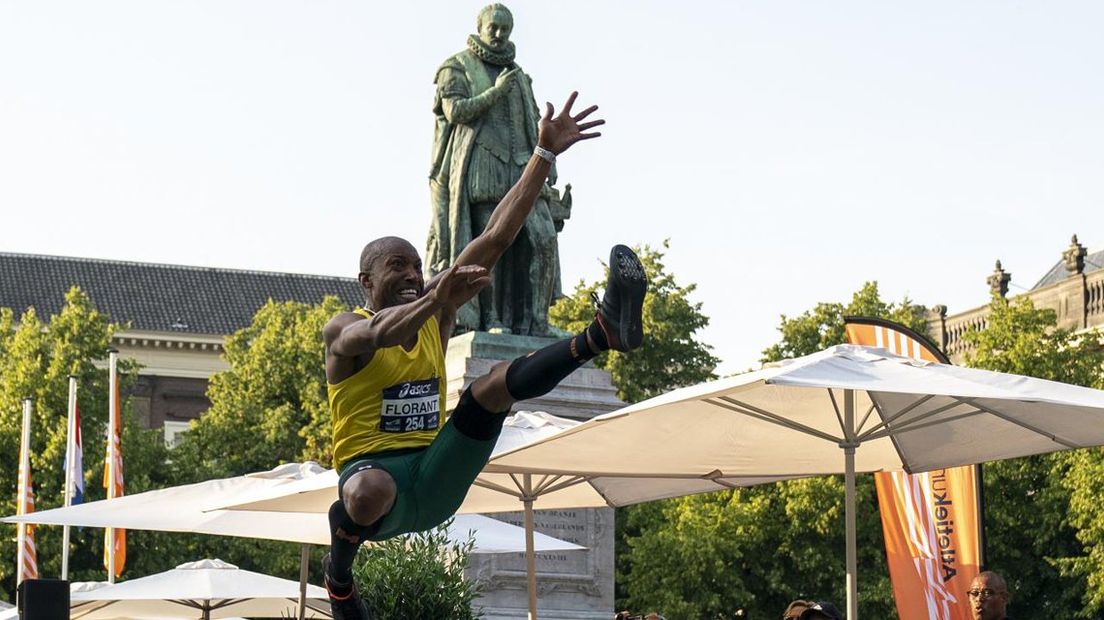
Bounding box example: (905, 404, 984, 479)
(927, 235, 1104, 363)
(0, 252, 362, 442)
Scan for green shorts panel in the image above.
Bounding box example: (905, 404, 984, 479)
(338, 418, 498, 541)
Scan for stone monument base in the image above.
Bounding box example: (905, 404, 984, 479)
(444, 331, 623, 619)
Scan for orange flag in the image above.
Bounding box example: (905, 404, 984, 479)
(16, 399, 38, 583)
(103, 354, 126, 578)
(844, 317, 983, 620)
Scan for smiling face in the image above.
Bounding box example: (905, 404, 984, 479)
(359, 237, 424, 311)
(477, 6, 513, 51)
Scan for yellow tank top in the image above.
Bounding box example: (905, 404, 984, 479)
(329, 307, 447, 470)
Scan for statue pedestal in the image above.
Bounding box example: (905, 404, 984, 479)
(447, 331, 622, 620)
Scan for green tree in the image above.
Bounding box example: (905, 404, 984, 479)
(0, 288, 172, 597)
(617, 283, 912, 617)
(550, 240, 720, 403)
(1060, 446, 1104, 615)
(170, 296, 348, 481)
(964, 294, 1104, 617)
(760, 281, 929, 362)
(621, 479, 893, 618)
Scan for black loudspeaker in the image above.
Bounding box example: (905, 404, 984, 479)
(16, 579, 69, 620)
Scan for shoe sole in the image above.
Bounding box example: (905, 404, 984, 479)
(607, 244, 647, 350)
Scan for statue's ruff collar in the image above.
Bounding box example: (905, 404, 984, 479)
(467, 34, 516, 66)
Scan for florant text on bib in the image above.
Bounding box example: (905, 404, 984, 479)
(379, 378, 441, 433)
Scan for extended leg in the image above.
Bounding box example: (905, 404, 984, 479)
(405, 245, 649, 531)
(470, 244, 647, 413)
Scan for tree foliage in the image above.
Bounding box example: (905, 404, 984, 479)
(621, 479, 893, 618)
(550, 240, 719, 403)
(761, 281, 928, 363)
(964, 294, 1104, 617)
(0, 288, 171, 598)
(170, 297, 347, 480)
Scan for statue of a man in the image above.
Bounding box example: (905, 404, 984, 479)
(427, 3, 566, 336)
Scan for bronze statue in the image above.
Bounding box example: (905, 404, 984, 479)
(427, 3, 570, 336)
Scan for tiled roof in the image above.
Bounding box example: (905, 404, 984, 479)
(0, 252, 363, 335)
(1032, 248, 1104, 290)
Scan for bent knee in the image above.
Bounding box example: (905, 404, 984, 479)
(343, 469, 397, 525)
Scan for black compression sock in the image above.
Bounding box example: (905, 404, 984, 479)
(586, 320, 610, 352)
(504, 332, 597, 401)
(327, 500, 376, 585)
(451, 386, 509, 440)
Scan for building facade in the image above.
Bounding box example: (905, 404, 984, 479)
(928, 235, 1104, 363)
(0, 252, 362, 441)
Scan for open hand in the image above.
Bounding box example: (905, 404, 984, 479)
(537, 91, 604, 155)
(431, 264, 492, 308)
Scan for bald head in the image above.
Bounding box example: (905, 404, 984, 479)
(974, 572, 1006, 591)
(357, 236, 425, 311)
(359, 236, 416, 274)
(969, 571, 1009, 620)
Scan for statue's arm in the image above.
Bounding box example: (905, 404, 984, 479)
(439, 67, 520, 125)
(451, 92, 604, 272)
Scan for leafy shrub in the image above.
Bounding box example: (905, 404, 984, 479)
(353, 520, 483, 619)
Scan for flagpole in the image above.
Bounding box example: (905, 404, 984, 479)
(62, 376, 78, 580)
(17, 398, 33, 587)
(107, 350, 118, 583)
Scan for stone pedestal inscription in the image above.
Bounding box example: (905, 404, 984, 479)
(445, 331, 623, 619)
(470, 508, 614, 620)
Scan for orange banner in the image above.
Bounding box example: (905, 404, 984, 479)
(103, 361, 127, 577)
(844, 317, 983, 620)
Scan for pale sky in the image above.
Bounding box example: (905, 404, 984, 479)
(2, 1, 1102, 374)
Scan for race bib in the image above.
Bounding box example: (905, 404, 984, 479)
(379, 378, 440, 433)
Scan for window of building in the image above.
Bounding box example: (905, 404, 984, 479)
(163, 421, 191, 448)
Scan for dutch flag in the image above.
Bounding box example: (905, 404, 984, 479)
(63, 404, 84, 505)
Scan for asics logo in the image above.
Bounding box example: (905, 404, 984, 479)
(398, 382, 433, 398)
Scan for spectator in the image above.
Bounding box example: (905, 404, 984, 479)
(782, 600, 843, 620)
(968, 571, 1011, 620)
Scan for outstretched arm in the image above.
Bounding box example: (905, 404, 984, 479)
(447, 91, 604, 274)
(327, 265, 492, 362)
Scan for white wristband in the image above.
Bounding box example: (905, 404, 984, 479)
(534, 146, 556, 164)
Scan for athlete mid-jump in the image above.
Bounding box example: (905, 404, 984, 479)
(322, 92, 646, 620)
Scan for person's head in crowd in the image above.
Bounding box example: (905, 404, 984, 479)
(783, 600, 844, 620)
(969, 571, 1010, 620)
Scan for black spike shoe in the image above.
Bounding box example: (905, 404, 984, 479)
(592, 244, 647, 351)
